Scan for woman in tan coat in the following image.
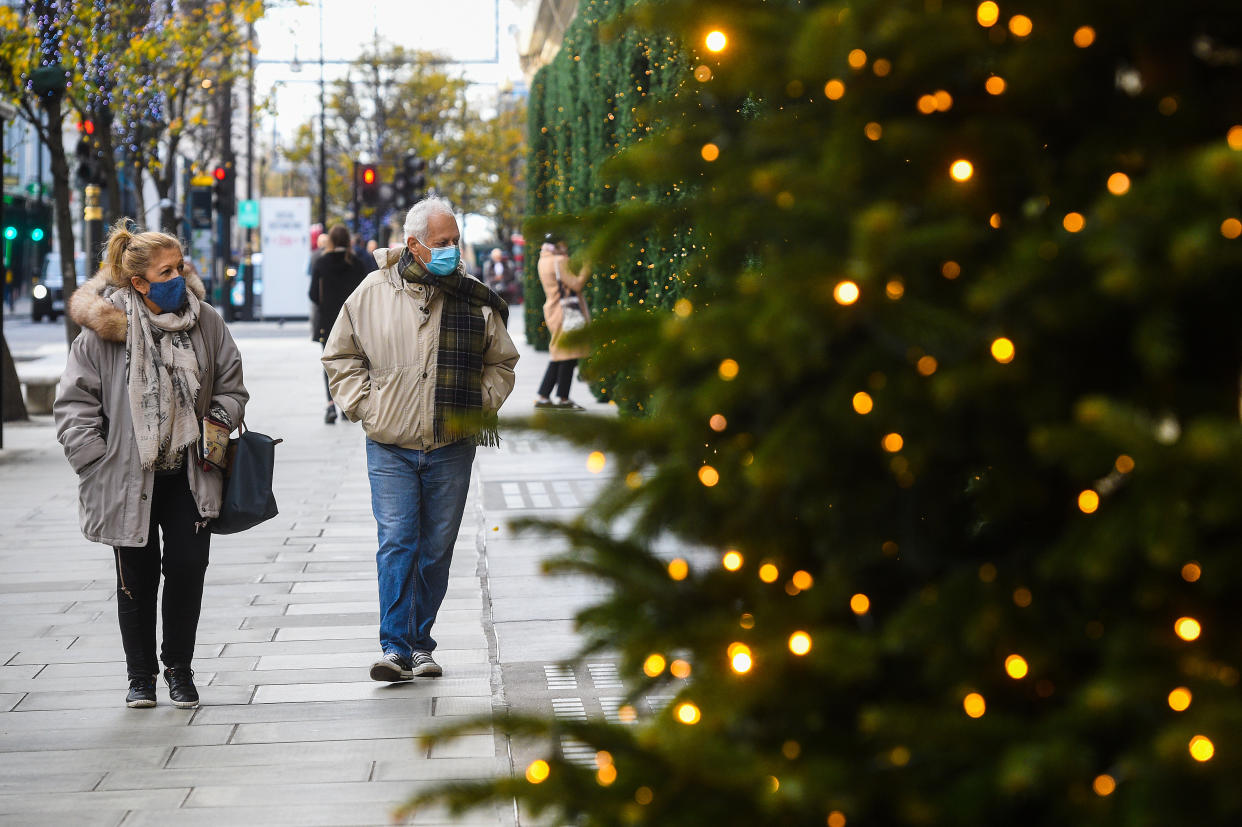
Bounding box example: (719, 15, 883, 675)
(535, 235, 590, 410)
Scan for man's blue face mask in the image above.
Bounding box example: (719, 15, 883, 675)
(417, 238, 461, 276)
(144, 275, 187, 313)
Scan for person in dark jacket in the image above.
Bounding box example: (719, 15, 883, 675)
(310, 224, 368, 423)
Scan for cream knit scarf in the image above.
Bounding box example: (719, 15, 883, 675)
(122, 287, 202, 470)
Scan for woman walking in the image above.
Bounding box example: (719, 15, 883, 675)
(535, 235, 591, 410)
(54, 219, 248, 709)
(310, 224, 368, 423)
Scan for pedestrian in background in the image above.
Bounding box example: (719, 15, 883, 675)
(310, 224, 368, 424)
(485, 247, 520, 305)
(323, 197, 518, 681)
(53, 219, 248, 710)
(535, 234, 591, 410)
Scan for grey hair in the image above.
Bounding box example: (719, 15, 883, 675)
(403, 197, 456, 242)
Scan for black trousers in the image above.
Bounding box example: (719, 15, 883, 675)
(113, 468, 211, 680)
(537, 359, 578, 399)
(320, 340, 333, 403)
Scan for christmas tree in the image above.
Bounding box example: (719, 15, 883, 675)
(414, 0, 1242, 822)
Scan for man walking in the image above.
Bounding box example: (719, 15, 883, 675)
(323, 197, 518, 680)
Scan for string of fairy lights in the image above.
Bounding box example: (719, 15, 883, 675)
(521, 2, 1234, 818)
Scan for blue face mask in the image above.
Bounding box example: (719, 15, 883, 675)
(418, 239, 461, 276)
(145, 275, 187, 313)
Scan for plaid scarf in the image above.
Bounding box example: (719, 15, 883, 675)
(399, 248, 510, 447)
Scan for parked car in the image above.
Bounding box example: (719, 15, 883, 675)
(34, 252, 85, 322)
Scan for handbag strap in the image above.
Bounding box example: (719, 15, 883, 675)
(553, 257, 573, 300)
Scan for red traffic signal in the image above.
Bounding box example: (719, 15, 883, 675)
(81, 119, 96, 135)
(214, 166, 227, 181)
(360, 164, 379, 206)
(362, 166, 376, 185)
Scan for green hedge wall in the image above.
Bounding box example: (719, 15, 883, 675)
(523, 0, 688, 405)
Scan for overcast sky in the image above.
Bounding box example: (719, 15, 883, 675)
(253, 0, 530, 153)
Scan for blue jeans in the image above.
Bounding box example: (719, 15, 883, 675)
(366, 437, 476, 657)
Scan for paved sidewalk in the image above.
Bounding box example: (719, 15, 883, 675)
(0, 307, 613, 826)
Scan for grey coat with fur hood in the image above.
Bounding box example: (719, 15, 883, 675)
(53, 269, 248, 547)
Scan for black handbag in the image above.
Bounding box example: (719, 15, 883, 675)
(211, 425, 282, 534)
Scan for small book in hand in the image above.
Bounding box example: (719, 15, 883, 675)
(200, 415, 232, 472)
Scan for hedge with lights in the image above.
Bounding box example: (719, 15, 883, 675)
(523, 0, 689, 408)
(413, 0, 1242, 823)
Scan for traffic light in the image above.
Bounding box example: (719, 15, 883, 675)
(392, 155, 427, 207)
(360, 164, 379, 206)
(214, 163, 236, 216)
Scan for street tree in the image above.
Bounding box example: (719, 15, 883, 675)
(404, 0, 1242, 825)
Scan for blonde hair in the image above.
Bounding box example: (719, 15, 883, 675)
(100, 218, 183, 288)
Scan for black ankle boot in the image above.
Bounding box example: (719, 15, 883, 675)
(324, 404, 337, 424)
(163, 666, 199, 709)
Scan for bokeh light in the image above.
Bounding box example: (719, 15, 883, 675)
(850, 593, 870, 615)
(847, 49, 867, 69)
(864, 122, 883, 141)
(709, 413, 727, 431)
(676, 702, 701, 724)
(1181, 561, 1201, 582)
(1175, 617, 1201, 641)
(985, 75, 1006, 95)
(917, 355, 938, 376)
(1093, 774, 1116, 796)
(722, 550, 744, 571)
(1115, 454, 1135, 473)
(1189, 735, 1215, 762)
(882, 433, 904, 453)
(834, 280, 860, 305)
(1063, 212, 1086, 232)
(1074, 25, 1096, 47)
(701, 143, 720, 162)
(1228, 125, 1242, 150)
(1008, 14, 1033, 36)
(1005, 654, 1029, 679)
(828, 812, 847, 827)
(852, 391, 874, 414)
(759, 563, 779, 583)
(1168, 687, 1192, 712)
(991, 337, 1015, 363)
(942, 260, 961, 279)
(705, 31, 727, 52)
(792, 570, 814, 590)
(643, 653, 666, 676)
(1221, 218, 1242, 239)
(670, 659, 692, 679)
(1078, 489, 1100, 514)
(668, 558, 689, 580)
(526, 759, 550, 783)
(963, 692, 986, 718)
(950, 159, 974, 181)
(587, 451, 606, 473)
(976, 1, 999, 27)
(824, 79, 846, 100)
(1107, 172, 1131, 195)
(731, 651, 753, 673)
(886, 279, 905, 299)
(719, 359, 740, 380)
(789, 631, 812, 655)
(699, 465, 720, 487)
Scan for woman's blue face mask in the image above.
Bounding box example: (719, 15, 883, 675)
(144, 275, 187, 312)
(417, 238, 461, 276)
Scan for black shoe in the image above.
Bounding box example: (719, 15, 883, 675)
(163, 666, 200, 709)
(369, 652, 413, 682)
(126, 676, 157, 709)
(410, 651, 443, 678)
(324, 404, 337, 424)
(555, 400, 586, 411)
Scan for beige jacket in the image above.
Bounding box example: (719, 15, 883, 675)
(322, 247, 519, 451)
(538, 247, 591, 361)
(54, 271, 248, 547)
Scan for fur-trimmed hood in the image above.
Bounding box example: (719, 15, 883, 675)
(68, 269, 207, 343)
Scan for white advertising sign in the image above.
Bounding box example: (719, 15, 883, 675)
(258, 197, 311, 318)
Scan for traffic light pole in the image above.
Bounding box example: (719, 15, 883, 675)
(83, 184, 103, 274)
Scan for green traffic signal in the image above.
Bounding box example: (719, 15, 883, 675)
(3, 226, 16, 241)
(31, 228, 44, 242)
